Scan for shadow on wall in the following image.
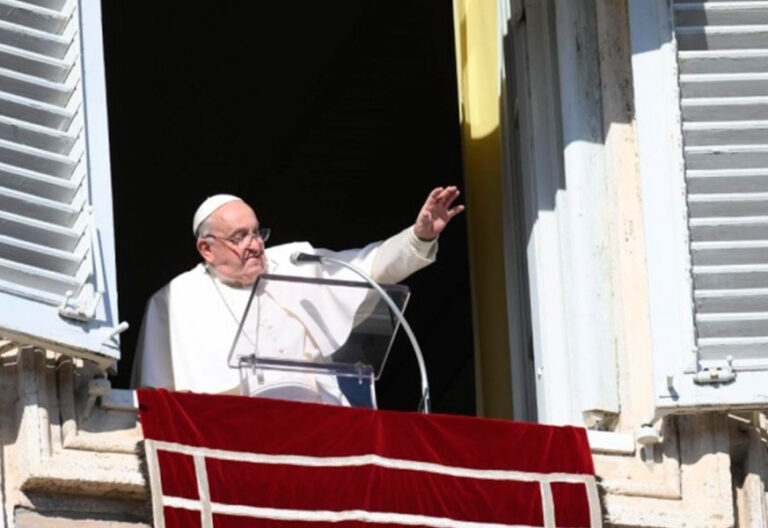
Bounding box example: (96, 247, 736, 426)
(492, 0, 667, 422)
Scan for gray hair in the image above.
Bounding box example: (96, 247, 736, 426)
(196, 217, 215, 239)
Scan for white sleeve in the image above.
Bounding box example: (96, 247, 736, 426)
(370, 226, 438, 284)
(130, 286, 174, 390)
(313, 226, 437, 284)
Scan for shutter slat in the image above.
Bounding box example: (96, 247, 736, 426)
(0, 185, 80, 225)
(0, 162, 79, 201)
(20, 0, 68, 11)
(696, 287, 768, 311)
(679, 50, 768, 74)
(690, 215, 768, 239)
(681, 73, 768, 97)
(0, 254, 79, 297)
(677, 25, 768, 50)
(676, 3, 768, 26)
(0, 208, 82, 250)
(688, 169, 768, 192)
(698, 312, 768, 337)
(682, 97, 768, 120)
(697, 336, 768, 361)
(0, 0, 71, 35)
(689, 191, 768, 218)
(0, 276, 64, 304)
(0, 65, 74, 105)
(0, 89, 75, 129)
(0, 42, 72, 81)
(0, 231, 84, 274)
(684, 120, 768, 145)
(0, 114, 78, 153)
(694, 263, 768, 288)
(0, 19, 71, 58)
(675, 0, 768, 3)
(685, 145, 768, 169)
(692, 240, 768, 265)
(690, 190, 768, 203)
(697, 337, 768, 371)
(0, 135, 77, 175)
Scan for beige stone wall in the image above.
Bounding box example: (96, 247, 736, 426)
(591, 411, 768, 528)
(0, 344, 149, 528)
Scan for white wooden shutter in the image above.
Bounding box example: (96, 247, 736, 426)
(0, 0, 121, 363)
(659, 0, 768, 408)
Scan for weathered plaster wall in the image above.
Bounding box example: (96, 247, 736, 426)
(0, 344, 149, 528)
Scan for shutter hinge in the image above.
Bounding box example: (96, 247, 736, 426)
(694, 355, 736, 385)
(59, 289, 103, 322)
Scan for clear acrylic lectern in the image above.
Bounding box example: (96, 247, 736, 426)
(227, 273, 409, 408)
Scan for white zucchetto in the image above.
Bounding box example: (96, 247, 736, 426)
(192, 194, 243, 236)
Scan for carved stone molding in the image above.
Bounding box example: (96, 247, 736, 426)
(0, 348, 149, 527)
(600, 414, 737, 528)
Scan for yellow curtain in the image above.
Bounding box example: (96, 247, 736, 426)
(453, 0, 512, 418)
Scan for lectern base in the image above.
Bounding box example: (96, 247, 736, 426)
(246, 379, 347, 406)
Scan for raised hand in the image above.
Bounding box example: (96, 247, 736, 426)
(413, 186, 465, 241)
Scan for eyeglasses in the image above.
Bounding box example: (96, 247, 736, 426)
(205, 227, 271, 247)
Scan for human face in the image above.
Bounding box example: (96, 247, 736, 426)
(196, 200, 267, 286)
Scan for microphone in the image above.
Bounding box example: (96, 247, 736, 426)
(289, 252, 324, 264)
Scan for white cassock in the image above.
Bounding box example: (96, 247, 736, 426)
(131, 227, 437, 403)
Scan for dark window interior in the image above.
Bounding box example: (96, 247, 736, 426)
(100, 1, 475, 414)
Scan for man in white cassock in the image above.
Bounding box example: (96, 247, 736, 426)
(131, 187, 464, 405)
